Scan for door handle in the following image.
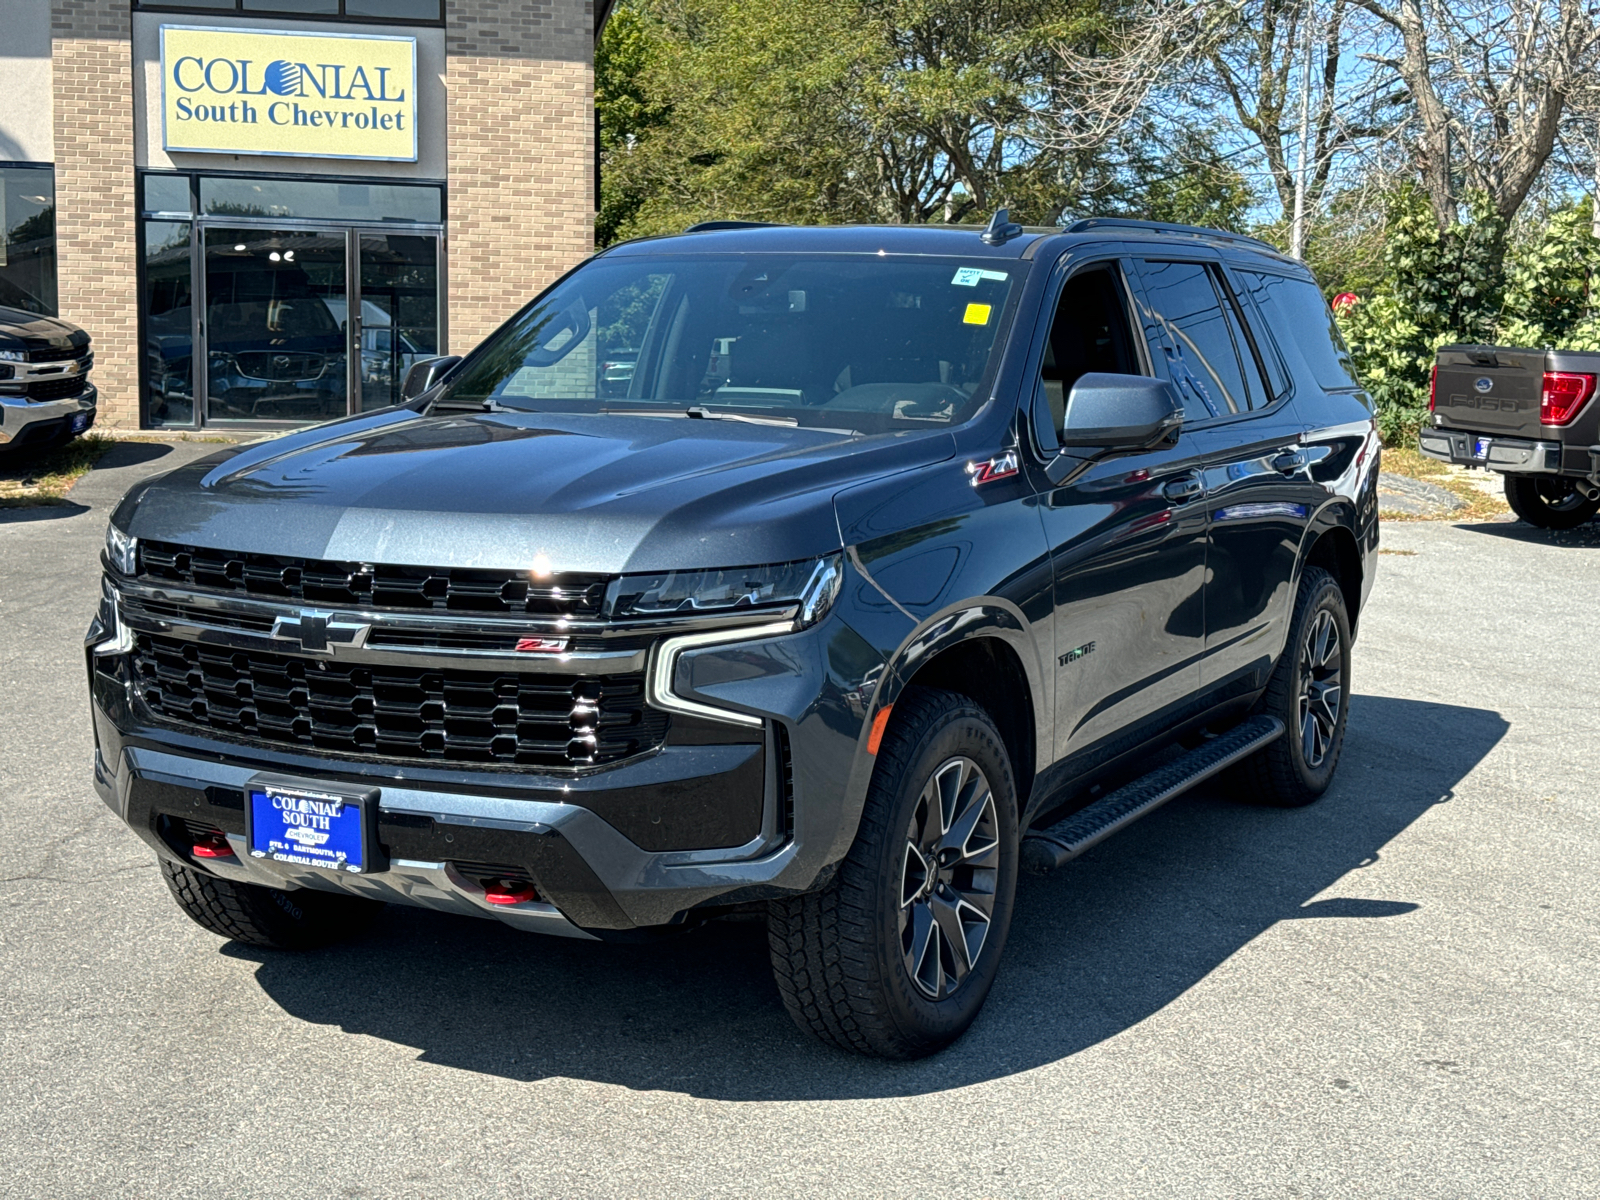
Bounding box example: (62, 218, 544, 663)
(1162, 474, 1204, 502)
(1272, 451, 1306, 474)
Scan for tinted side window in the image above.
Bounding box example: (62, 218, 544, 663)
(1036, 265, 1140, 437)
(1238, 270, 1360, 391)
(1137, 260, 1255, 420)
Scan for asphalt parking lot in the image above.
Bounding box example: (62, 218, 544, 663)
(2, 442, 1596, 1199)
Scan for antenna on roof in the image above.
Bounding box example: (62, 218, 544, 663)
(980, 207, 1024, 246)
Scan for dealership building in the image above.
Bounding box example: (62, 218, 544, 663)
(0, 0, 604, 431)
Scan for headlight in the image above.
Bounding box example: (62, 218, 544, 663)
(105, 523, 139, 575)
(0, 350, 24, 363)
(608, 553, 842, 628)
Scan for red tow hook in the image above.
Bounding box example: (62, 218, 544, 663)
(483, 880, 538, 906)
(191, 831, 234, 859)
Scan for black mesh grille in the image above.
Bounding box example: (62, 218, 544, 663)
(131, 632, 666, 767)
(25, 375, 88, 401)
(138, 540, 610, 618)
(28, 345, 87, 364)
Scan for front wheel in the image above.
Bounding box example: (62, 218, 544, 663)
(767, 688, 1019, 1059)
(1235, 566, 1351, 807)
(1504, 475, 1600, 530)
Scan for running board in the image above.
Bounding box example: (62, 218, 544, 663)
(1020, 715, 1286, 875)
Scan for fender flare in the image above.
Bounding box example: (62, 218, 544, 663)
(860, 597, 1050, 787)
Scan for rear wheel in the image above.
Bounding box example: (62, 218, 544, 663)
(1235, 566, 1351, 807)
(767, 688, 1018, 1059)
(160, 859, 382, 950)
(1504, 474, 1600, 530)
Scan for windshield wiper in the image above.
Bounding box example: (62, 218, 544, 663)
(684, 406, 798, 427)
(428, 395, 529, 414)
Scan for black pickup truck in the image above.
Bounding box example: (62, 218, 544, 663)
(1420, 345, 1600, 528)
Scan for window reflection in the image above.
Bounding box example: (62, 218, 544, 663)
(144, 222, 195, 427)
(0, 166, 56, 316)
(201, 178, 442, 224)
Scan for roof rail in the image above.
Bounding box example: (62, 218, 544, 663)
(683, 220, 788, 233)
(1064, 217, 1281, 254)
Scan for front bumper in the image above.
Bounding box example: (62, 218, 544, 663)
(0, 383, 97, 447)
(87, 588, 886, 938)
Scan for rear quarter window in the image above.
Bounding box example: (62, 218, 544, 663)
(1238, 270, 1360, 392)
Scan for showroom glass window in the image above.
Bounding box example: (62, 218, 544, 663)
(131, 2, 442, 23)
(0, 165, 57, 316)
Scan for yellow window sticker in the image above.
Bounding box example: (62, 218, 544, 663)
(963, 303, 992, 325)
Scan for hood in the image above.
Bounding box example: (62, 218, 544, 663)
(114, 408, 956, 574)
(0, 306, 89, 350)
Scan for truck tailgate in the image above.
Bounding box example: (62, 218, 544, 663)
(1433, 346, 1544, 436)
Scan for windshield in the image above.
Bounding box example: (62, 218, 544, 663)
(437, 253, 1022, 433)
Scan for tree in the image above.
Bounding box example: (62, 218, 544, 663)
(595, 0, 1253, 243)
(595, 3, 671, 246)
(1203, 0, 1400, 221)
(1350, 0, 1600, 231)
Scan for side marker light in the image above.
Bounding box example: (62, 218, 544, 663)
(868, 705, 895, 755)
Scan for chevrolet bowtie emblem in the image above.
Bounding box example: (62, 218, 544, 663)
(270, 610, 370, 653)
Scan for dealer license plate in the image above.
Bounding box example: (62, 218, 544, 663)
(70, 412, 91, 434)
(247, 784, 369, 873)
(1474, 437, 1490, 459)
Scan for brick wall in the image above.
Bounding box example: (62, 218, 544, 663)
(52, 0, 139, 427)
(444, 0, 594, 354)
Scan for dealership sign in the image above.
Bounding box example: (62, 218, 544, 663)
(160, 26, 416, 162)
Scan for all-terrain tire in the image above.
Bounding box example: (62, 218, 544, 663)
(767, 687, 1019, 1059)
(160, 859, 383, 950)
(1234, 566, 1351, 808)
(1504, 474, 1600, 530)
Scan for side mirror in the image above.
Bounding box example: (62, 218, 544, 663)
(400, 354, 462, 401)
(1060, 373, 1184, 451)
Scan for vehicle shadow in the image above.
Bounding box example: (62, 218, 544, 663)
(0, 501, 90, 524)
(97, 440, 175, 469)
(235, 693, 1506, 1100)
(1455, 519, 1600, 548)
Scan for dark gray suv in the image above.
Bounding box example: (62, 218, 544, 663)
(89, 217, 1378, 1057)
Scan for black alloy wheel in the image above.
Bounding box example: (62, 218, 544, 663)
(767, 687, 1019, 1059)
(1296, 608, 1343, 770)
(1235, 565, 1351, 807)
(898, 756, 1001, 1001)
(1504, 474, 1600, 530)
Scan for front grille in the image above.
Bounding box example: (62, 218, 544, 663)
(28, 345, 87, 364)
(131, 632, 667, 767)
(120, 594, 638, 655)
(26, 375, 88, 402)
(138, 540, 609, 619)
(232, 351, 325, 381)
(123, 596, 277, 635)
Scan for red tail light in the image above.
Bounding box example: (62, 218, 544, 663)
(1541, 371, 1596, 426)
(1428, 365, 1438, 412)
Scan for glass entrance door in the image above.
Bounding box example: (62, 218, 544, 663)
(202, 228, 349, 423)
(355, 233, 440, 411)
